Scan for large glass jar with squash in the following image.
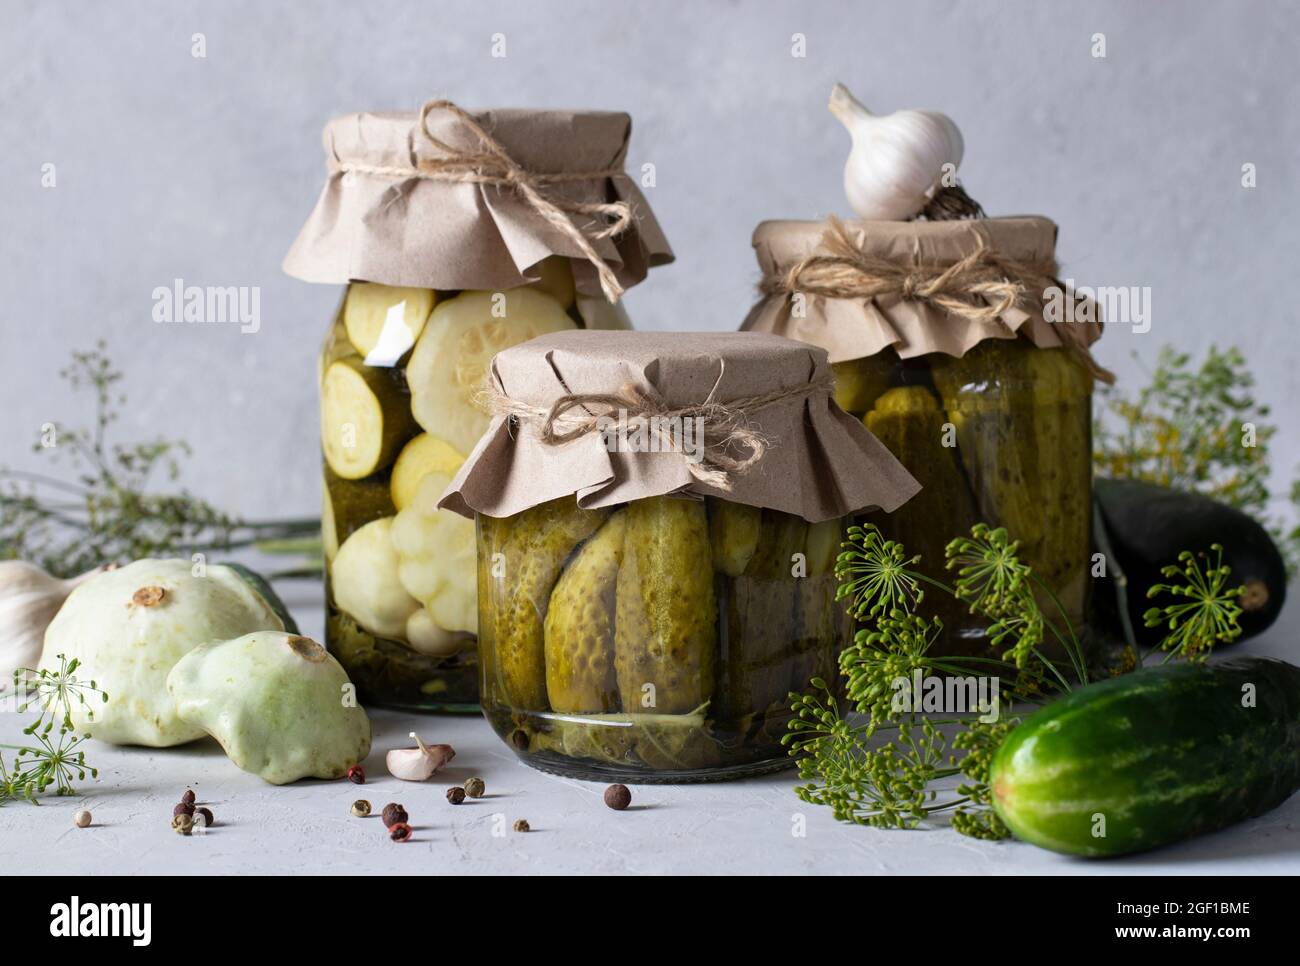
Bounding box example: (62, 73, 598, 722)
(439, 330, 919, 779)
(284, 102, 672, 710)
(743, 216, 1110, 660)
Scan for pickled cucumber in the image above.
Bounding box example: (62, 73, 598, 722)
(931, 342, 1093, 622)
(709, 499, 762, 577)
(491, 499, 610, 711)
(320, 357, 417, 479)
(543, 513, 626, 713)
(865, 384, 980, 636)
(831, 357, 893, 414)
(716, 509, 807, 720)
(531, 256, 576, 309)
(615, 497, 717, 715)
(789, 518, 847, 695)
(1023, 348, 1093, 621)
(932, 342, 1043, 555)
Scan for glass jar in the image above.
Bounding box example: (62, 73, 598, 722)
(744, 216, 1105, 661)
(288, 103, 672, 711)
(832, 338, 1094, 653)
(319, 271, 617, 710)
(475, 494, 850, 781)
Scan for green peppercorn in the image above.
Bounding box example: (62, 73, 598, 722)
(464, 777, 486, 798)
(351, 800, 372, 817)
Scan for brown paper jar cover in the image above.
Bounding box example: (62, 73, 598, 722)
(742, 216, 1105, 365)
(438, 330, 920, 524)
(283, 107, 673, 294)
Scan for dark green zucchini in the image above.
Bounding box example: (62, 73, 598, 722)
(1094, 478, 1287, 646)
(221, 561, 301, 635)
(990, 657, 1300, 857)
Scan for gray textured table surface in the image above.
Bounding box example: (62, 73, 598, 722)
(4, 578, 1298, 876)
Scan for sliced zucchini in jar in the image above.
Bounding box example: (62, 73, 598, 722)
(331, 517, 421, 641)
(390, 472, 479, 635)
(342, 282, 436, 365)
(390, 433, 466, 512)
(320, 358, 417, 480)
(406, 289, 577, 455)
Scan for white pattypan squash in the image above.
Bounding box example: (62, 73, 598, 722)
(167, 631, 371, 785)
(39, 559, 284, 747)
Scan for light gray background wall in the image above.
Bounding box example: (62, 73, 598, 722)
(2, 0, 1298, 523)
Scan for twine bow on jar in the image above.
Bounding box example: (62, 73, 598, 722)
(760, 217, 1115, 383)
(330, 99, 634, 301)
(483, 373, 836, 491)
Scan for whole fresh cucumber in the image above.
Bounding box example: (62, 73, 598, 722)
(990, 657, 1300, 857)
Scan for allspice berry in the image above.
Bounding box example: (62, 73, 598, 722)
(446, 786, 466, 805)
(73, 809, 92, 828)
(381, 802, 408, 828)
(513, 819, 530, 833)
(174, 802, 195, 818)
(181, 789, 196, 806)
(464, 777, 486, 798)
(604, 784, 632, 810)
(351, 799, 372, 818)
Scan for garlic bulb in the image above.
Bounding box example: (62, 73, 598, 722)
(0, 561, 99, 690)
(829, 82, 964, 221)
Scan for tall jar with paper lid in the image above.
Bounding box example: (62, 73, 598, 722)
(744, 215, 1111, 658)
(284, 100, 673, 710)
(439, 330, 919, 780)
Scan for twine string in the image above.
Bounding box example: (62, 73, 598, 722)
(761, 216, 1115, 383)
(331, 99, 633, 301)
(484, 373, 836, 490)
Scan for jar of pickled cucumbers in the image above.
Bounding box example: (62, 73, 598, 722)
(284, 102, 673, 710)
(438, 330, 919, 779)
(743, 216, 1111, 656)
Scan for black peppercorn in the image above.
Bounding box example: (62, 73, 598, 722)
(194, 807, 215, 828)
(604, 784, 632, 810)
(446, 786, 466, 805)
(382, 802, 408, 828)
(509, 729, 529, 751)
(513, 818, 530, 832)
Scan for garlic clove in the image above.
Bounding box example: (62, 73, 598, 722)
(829, 82, 964, 221)
(386, 732, 455, 781)
(0, 561, 102, 691)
